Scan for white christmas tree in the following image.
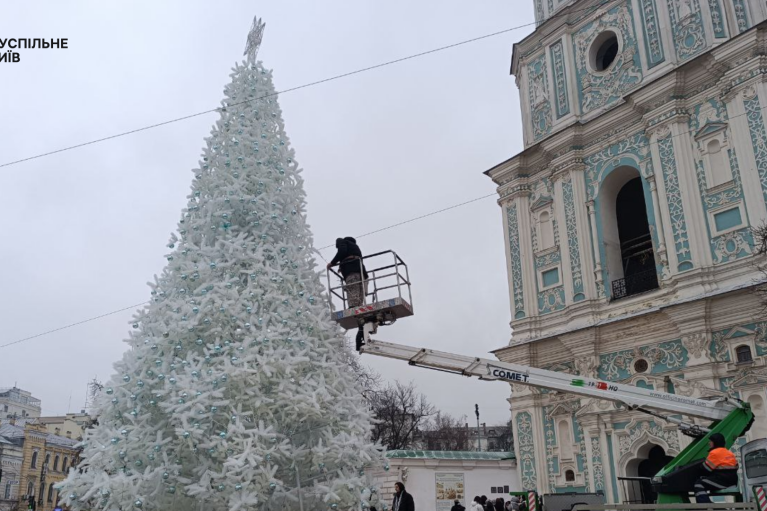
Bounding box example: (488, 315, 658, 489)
(60, 17, 386, 511)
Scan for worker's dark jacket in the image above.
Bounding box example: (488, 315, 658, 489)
(329, 239, 368, 279)
(702, 446, 739, 485)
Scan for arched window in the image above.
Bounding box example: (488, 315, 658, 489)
(736, 345, 753, 364)
(558, 420, 574, 460)
(47, 483, 55, 502)
(26, 481, 34, 499)
(62, 457, 69, 473)
(44, 453, 50, 467)
(565, 469, 576, 482)
(539, 211, 555, 249)
(30, 451, 38, 469)
(602, 173, 660, 298)
(539, 211, 553, 249)
(53, 455, 60, 471)
(706, 139, 732, 188)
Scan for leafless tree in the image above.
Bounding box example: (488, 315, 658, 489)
(420, 412, 470, 451)
(368, 381, 435, 450)
(753, 224, 767, 310)
(490, 419, 514, 452)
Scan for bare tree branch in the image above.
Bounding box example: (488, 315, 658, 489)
(420, 412, 470, 451)
(368, 381, 436, 450)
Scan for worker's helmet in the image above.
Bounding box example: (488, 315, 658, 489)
(710, 432, 726, 448)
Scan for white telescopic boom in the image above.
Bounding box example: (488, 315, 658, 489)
(361, 340, 738, 421)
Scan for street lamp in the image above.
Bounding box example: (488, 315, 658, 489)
(38, 463, 47, 508)
(474, 404, 481, 452)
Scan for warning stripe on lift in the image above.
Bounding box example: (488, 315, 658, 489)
(527, 492, 537, 511)
(754, 486, 767, 511)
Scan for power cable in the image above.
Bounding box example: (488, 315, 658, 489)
(0, 1, 612, 170)
(0, 192, 495, 349)
(4, 0, 758, 349)
(0, 302, 148, 349)
(7, 85, 766, 349)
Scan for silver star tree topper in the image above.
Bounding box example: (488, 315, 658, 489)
(244, 16, 266, 62)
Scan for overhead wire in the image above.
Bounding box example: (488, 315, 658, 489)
(0, 192, 495, 349)
(7, 91, 767, 349)
(0, 1, 613, 170)
(3, 0, 760, 348)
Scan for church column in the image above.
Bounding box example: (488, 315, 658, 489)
(586, 200, 604, 297)
(516, 192, 539, 315)
(647, 176, 669, 271)
(724, 82, 767, 227)
(553, 175, 574, 303)
(512, 404, 547, 493)
(669, 117, 715, 268)
(500, 184, 535, 321)
(571, 168, 597, 300)
(648, 123, 690, 275)
(600, 419, 620, 503)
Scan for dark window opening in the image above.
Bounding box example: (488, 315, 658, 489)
(595, 34, 619, 71)
(612, 178, 659, 299)
(565, 470, 576, 482)
(634, 359, 649, 373)
(736, 345, 753, 364)
(634, 446, 674, 503)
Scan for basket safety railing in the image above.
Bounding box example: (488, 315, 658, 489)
(326, 250, 412, 313)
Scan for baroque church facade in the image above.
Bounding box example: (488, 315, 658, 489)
(486, 0, 767, 502)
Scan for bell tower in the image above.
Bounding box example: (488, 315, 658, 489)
(488, 0, 767, 502)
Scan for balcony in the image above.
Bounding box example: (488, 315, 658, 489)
(611, 268, 659, 300)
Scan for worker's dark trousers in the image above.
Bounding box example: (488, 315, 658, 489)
(693, 470, 738, 503)
(345, 273, 368, 308)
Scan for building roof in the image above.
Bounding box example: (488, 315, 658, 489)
(0, 422, 79, 448)
(386, 450, 515, 461)
(0, 423, 25, 439)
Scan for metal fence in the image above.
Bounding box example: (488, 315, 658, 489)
(611, 269, 659, 300)
(572, 504, 755, 511)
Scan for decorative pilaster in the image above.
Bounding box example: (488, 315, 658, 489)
(743, 84, 767, 213)
(549, 40, 570, 119)
(652, 124, 694, 272)
(647, 177, 670, 274)
(561, 174, 586, 302)
(668, 120, 714, 269)
(586, 200, 605, 298)
(514, 409, 538, 491)
(517, 193, 539, 316)
(724, 83, 767, 227)
(505, 202, 527, 320)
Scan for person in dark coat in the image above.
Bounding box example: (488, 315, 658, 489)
(483, 496, 494, 511)
(494, 498, 505, 511)
(451, 500, 465, 511)
(328, 236, 370, 350)
(327, 236, 368, 308)
(392, 482, 415, 511)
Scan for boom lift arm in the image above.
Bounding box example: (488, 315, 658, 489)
(329, 252, 753, 503)
(360, 340, 754, 504)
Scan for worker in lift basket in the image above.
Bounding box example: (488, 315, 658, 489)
(327, 237, 369, 350)
(692, 432, 739, 503)
(327, 236, 368, 308)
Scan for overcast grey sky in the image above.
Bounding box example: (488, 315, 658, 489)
(0, 1, 533, 426)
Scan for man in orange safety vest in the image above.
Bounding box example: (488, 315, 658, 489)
(693, 433, 738, 503)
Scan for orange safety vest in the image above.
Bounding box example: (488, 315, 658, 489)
(704, 447, 738, 470)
